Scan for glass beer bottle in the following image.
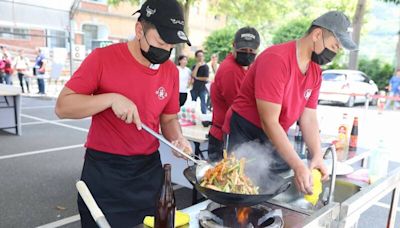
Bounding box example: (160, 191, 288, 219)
(155, 164, 175, 228)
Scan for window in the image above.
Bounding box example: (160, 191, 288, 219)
(47, 30, 67, 48)
(88, 0, 107, 3)
(0, 27, 29, 40)
(323, 73, 346, 82)
(82, 24, 98, 51)
(349, 74, 366, 82)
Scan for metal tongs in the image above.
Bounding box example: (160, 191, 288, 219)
(141, 124, 213, 181)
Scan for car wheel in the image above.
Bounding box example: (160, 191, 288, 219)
(346, 96, 355, 107)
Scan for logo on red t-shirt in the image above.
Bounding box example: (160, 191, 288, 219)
(156, 87, 168, 100)
(304, 89, 312, 101)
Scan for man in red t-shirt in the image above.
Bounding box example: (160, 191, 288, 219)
(225, 11, 357, 195)
(208, 26, 260, 161)
(55, 0, 192, 226)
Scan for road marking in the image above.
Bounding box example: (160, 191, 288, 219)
(22, 118, 91, 126)
(374, 202, 400, 213)
(22, 105, 55, 110)
(0, 144, 84, 160)
(21, 114, 89, 132)
(36, 214, 80, 228)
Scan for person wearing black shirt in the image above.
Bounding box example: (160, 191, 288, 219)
(190, 50, 209, 114)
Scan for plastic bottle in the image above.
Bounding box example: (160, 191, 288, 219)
(368, 139, 389, 184)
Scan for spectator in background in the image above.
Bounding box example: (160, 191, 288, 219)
(385, 69, 400, 110)
(177, 55, 191, 107)
(14, 50, 31, 93)
(190, 50, 209, 114)
(1, 52, 13, 85)
(33, 48, 46, 94)
(206, 53, 219, 111)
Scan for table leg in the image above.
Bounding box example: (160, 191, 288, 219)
(13, 96, 18, 135)
(387, 185, 400, 228)
(361, 157, 368, 169)
(194, 142, 205, 159)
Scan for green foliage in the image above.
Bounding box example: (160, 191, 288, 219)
(107, 0, 139, 5)
(358, 58, 395, 90)
(203, 27, 236, 62)
(271, 19, 312, 44)
(382, 0, 400, 5)
(324, 50, 347, 70)
(187, 57, 196, 69)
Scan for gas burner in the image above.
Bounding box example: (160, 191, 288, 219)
(198, 202, 284, 228)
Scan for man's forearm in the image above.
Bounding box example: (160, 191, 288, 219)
(300, 117, 322, 160)
(55, 88, 116, 119)
(195, 76, 209, 82)
(191, 66, 199, 78)
(160, 115, 183, 141)
(299, 108, 323, 160)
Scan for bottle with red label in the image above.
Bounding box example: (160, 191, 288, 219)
(349, 117, 359, 155)
(336, 113, 349, 161)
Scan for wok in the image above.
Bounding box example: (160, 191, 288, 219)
(183, 166, 291, 207)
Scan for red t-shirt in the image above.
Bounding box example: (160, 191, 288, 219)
(209, 53, 247, 140)
(66, 43, 179, 156)
(227, 41, 322, 133)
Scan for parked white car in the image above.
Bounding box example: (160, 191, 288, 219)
(319, 70, 379, 107)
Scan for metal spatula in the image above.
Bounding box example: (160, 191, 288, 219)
(141, 124, 213, 181)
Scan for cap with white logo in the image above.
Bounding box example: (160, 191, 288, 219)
(234, 26, 260, 50)
(133, 0, 191, 46)
(312, 11, 357, 51)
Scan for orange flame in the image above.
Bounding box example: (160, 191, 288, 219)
(237, 207, 251, 225)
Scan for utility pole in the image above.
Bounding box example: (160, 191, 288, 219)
(68, 0, 82, 76)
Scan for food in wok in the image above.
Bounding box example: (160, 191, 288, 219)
(200, 151, 259, 194)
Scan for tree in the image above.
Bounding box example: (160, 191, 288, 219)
(348, 0, 367, 70)
(108, 0, 197, 63)
(358, 58, 394, 90)
(203, 27, 236, 61)
(211, 0, 357, 46)
(271, 18, 312, 44)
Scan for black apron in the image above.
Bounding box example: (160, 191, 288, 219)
(228, 111, 290, 173)
(78, 148, 163, 228)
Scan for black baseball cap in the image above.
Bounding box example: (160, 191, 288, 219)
(133, 0, 191, 46)
(312, 11, 357, 51)
(234, 26, 260, 50)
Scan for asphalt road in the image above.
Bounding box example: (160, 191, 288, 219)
(0, 96, 399, 228)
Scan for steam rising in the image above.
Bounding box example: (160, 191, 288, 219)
(231, 140, 285, 194)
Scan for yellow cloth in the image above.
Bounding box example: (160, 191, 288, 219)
(304, 169, 323, 206)
(143, 210, 190, 227)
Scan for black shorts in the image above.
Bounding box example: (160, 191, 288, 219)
(78, 148, 163, 228)
(228, 111, 289, 172)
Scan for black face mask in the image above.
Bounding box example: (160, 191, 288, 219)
(311, 36, 336, 65)
(235, 52, 256, 66)
(140, 33, 172, 64)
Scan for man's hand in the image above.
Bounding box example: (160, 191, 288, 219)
(293, 163, 313, 195)
(196, 62, 204, 68)
(111, 94, 142, 130)
(171, 137, 193, 159)
(309, 157, 329, 181)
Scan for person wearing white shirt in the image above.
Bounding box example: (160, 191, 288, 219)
(177, 55, 192, 106)
(14, 50, 31, 93)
